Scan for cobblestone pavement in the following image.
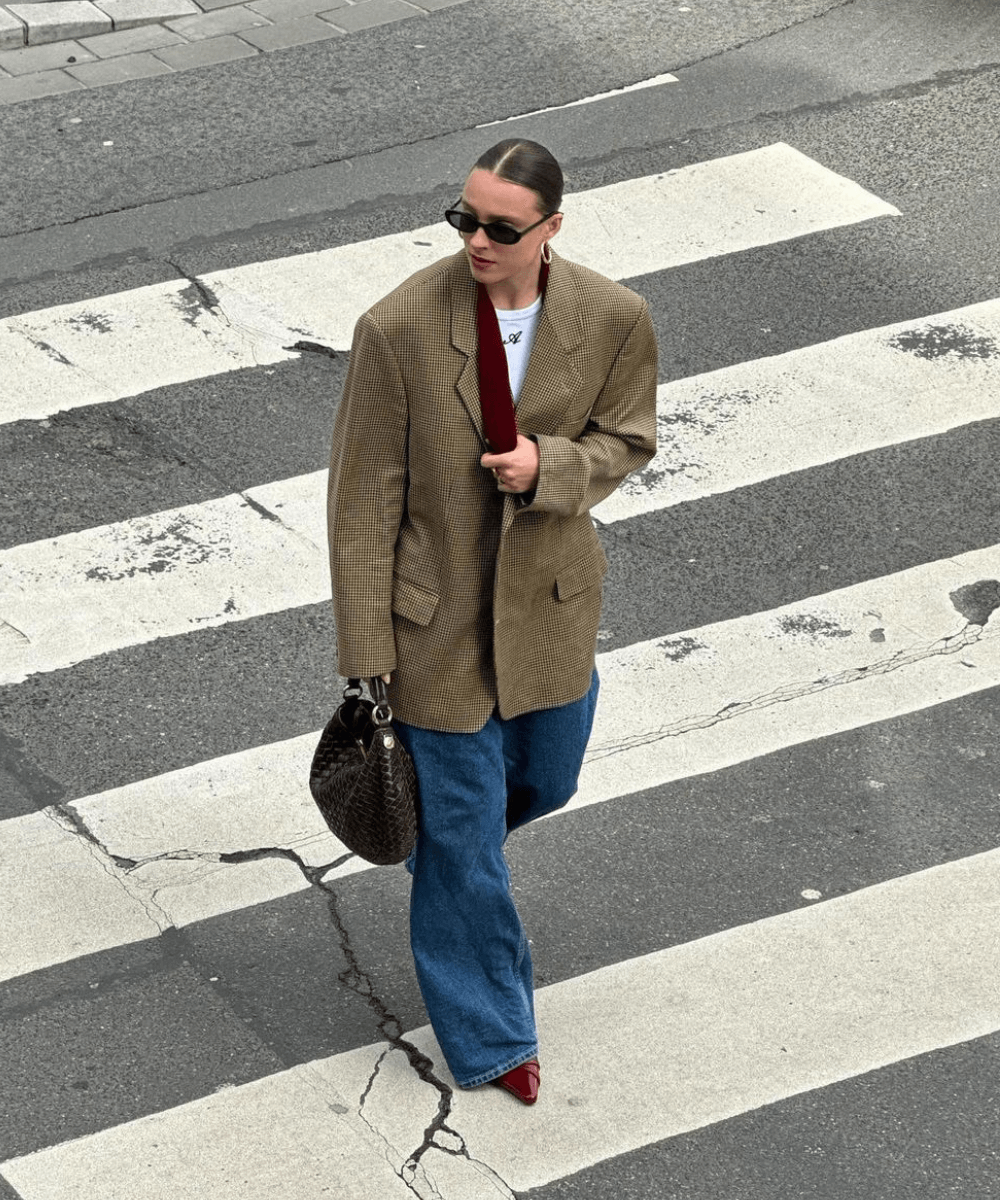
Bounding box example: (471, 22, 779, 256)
(0, 0, 468, 102)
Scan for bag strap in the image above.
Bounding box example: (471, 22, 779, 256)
(346, 677, 394, 725)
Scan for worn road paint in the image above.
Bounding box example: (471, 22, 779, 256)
(3, 543, 998, 985)
(5, 294, 1000, 686)
(593, 297, 1000, 524)
(0, 474, 327, 687)
(6, 846, 999, 1197)
(0, 144, 898, 425)
(0, 282, 295, 425)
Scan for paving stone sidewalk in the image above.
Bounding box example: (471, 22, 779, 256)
(0, 0, 468, 103)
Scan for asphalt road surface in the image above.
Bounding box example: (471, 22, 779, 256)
(2, 1, 1000, 1196)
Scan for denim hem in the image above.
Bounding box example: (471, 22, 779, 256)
(457, 1046, 539, 1090)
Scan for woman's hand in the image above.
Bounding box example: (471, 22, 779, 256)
(481, 435, 540, 494)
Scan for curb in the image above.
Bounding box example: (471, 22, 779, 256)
(0, 0, 469, 101)
(0, 0, 462, 51)
(1, 0, 197, 48)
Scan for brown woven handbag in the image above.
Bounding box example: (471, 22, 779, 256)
(309, 678, 418, 866)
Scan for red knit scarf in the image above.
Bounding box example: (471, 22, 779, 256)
(475, 260, 549, 452)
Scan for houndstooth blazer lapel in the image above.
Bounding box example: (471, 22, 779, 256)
(512, 250, 585, 438)
(449, 253, 487, 447)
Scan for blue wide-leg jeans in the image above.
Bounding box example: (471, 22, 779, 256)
(395, 670, 599, 1088)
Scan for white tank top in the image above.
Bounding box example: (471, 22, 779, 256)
(495, 294, 543, 403)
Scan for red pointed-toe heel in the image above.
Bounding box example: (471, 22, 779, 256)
(491, 1058, 540, 1106)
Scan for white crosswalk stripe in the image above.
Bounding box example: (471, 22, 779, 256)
(5, 299, 1000, 685)
(4, 540, 999, 982)
(6, 847, 999, 1198)
(1, 142, 997, 1197)
(0, 473, 329, 686)
(594, 297, 1000, 523)
(0, 144, 897, 425)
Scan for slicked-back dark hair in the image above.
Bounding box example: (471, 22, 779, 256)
(473, 139, 564, 215)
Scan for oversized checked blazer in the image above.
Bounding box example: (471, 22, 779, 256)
(327, 247, 657, 732)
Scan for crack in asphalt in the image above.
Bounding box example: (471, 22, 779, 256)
(0, 617, 31, 645)
(322, 870, 513, 1198)
(164, 258, 340, 376)
(586, 615, 993, 762)
(163, 256, 268, 364)
(227, 852, 513, 1196)
(40, 809, 511, 1196)
(5, 323, 112, 398)
(43, 803, 171, 935)
(162, 258, 340, 423)
(163, 259, 221, 313)
(22, 336, 72, 367)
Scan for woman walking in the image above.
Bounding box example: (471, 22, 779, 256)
(327, 139, 657, 1105)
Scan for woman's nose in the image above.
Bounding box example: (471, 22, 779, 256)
(468, 226, 491, 251)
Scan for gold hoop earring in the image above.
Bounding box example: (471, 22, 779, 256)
(541, 242, 552, 264)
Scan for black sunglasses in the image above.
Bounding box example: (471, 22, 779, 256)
(444, 207, 556, 246)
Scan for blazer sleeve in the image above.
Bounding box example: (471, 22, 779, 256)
(327, 311, 408, 679)
(524, 300, 657, 517)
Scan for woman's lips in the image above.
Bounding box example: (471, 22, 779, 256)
(470, 252, 494, 268)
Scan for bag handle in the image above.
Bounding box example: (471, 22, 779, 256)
(346, 677, 394, 726)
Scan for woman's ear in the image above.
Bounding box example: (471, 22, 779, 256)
(546, 212, 564, 238)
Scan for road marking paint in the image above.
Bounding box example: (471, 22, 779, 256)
(0, 473, 328, 687)
(0, 144, 898, 424)
(4, 296, 997, 687)
(594, 296, 1000, 522)
(6, 846, 999, 1196)
(0, 281, 296, 425)
(2, 1067, 425, 1200)
(3, 541, 997, 983)
(475, 71, 679, 126)
(0, 808, 162, 987)
(212, 143, 898, 353)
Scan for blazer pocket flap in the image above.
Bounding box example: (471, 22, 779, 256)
(392, 575, 439, 626)
(555, 553, 606, 602)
